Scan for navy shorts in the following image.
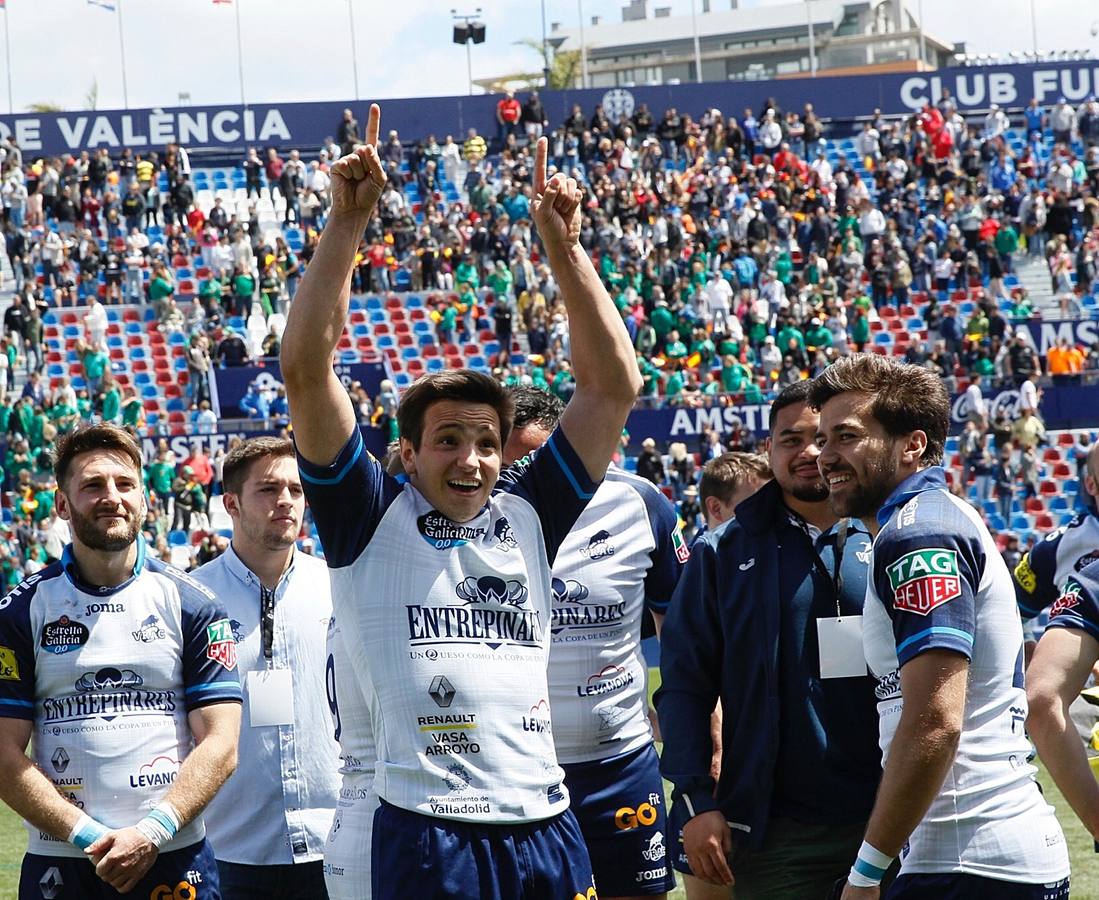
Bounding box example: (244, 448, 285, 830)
(563, 743, 675, 895)
(370, 799, 596, 900)
(887, 873, 1070, 900)
(20, 839, 219, 900)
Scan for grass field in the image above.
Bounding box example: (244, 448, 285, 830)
(0, 671, 1093, 898)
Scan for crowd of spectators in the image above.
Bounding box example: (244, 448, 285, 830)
(0, 91, 1097, 582)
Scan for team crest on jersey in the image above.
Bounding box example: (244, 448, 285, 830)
(444, 762, 472, 792)
(417, 511, 487, 550)
(206, 618, 238, 671)
(492, 517, 518, 552)
(132, 615, 167, 644)
(1014, 554, 1037, 594)
(579, 529, 616, 560)
(1075, 550, 1099, 572)
(1049, 578, 1083, 618)
(887, 549, 961, 615)
(672, 527, 690, 563)
(455, 575, 529, 608)
(0, 645, 19, 681)
(40, 616, 90, 655)
(75, 667, 142, 692)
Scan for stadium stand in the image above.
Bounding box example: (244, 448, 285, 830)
(0, 91, 1098, 577)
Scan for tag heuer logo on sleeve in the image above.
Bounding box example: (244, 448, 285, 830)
(886, 549, 962, 616)
(672, 527, 690, 564)
(206, 618, 238, 671)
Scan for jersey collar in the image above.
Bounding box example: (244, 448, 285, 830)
(223, 541, 296, 592)
(877, 466, 947, 529)
(61, 537, 147, 595)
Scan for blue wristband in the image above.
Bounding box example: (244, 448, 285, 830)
(68, 814, 110, 850)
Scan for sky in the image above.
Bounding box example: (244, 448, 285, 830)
(0, 0, 1096, 113)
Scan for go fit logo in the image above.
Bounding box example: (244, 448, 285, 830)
(572, 887, 598, 900)
(149, 882, 196, 900)
(615, 793, 661, 830)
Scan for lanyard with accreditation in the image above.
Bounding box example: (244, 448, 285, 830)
(808, 518, 869, 679)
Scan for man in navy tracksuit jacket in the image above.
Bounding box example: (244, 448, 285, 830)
(657, 382, 883, 900)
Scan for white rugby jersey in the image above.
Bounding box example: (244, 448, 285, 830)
(1013, 509, 1099, 624)
(0, 543, 242, 858)
(323, 612, 379, 898)
(864, 469, 1069, 883)
(548, 467, 684, 764)
(299, 425, 598, 824)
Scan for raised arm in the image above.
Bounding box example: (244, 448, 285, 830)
(531, 137, 641, 482)
(281, 104, 385, 465)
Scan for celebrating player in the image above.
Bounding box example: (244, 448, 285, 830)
(280, 104, 642, 898)
(810, 355, 1070, 900)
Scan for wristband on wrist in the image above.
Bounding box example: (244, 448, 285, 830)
(134, 801, 181, 849)
(68, 813, 110, 850)
(847, 840, 894, 888)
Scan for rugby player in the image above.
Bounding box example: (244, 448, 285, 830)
(503, 386, 685, 899)
(280, 104, 642, 898)
(0, 424, 242, 898)
(1013, 442, 1099, 662)
(810, 355, 1070, 900)
(1025, 561, 1099, 843)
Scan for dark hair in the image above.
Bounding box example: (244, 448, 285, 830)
(222, 436, 295, 495)
(397, 370, 514, 450)
(767, 379, 813, 430)
(55, 424, 143, 489)
(806, 354, 949, 466)
(509, 386, 564, 433)
(699, 452, 772, 507)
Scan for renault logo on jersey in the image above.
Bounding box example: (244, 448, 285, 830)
(50, 747, 70, 773)
(428, 675, 456, 708)
(550, 577, 626, 635)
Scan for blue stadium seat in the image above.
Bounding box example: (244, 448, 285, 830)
(141, 385, 159, 399)
(366, 296, 383, 311)
(426, 358, 444, 372)
(1010, 514, 1030, 531)
(394, 372, 413, 388)
(168, 530, 188, 546)
(166, 398, 185, 412)
(986, 513, 1006, 531)
(134, 372, 152, 385)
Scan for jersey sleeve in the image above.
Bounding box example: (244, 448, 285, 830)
(635, 479, 687, 616)
(1013, 530, 1061, 620)
(179, 583, 243, 712)
(873, 504, 984, 668)
(1044, 563, 1099, 642)
(0, 582, 38, 721)
(297, 425, 403, 568)
(496, 426, 600, 565)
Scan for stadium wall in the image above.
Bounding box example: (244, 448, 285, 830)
(625, 382, 1099, 442)
(3, 61, 1099, 158)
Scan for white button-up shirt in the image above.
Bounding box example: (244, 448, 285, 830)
(193, 544, 340, 865)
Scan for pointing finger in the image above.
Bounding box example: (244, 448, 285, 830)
(366, 103, 381, 147)
(534, 136, 548, 197)
(363, 145, 384, 183)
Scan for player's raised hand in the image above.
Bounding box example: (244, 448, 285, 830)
(330, 103, 386, 218)
(531, 136, 582, 250)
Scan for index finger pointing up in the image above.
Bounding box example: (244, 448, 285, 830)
(534, 136, 547, 197)
(366, 103, 381, 147)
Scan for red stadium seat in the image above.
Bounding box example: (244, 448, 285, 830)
(1057, 433, 1077, 447)
(1052, 462, 1072, 479)
(1034, 513, 1055, 532)
(1025, 497, 1044, 514)
(1039, 481, 1058, 497)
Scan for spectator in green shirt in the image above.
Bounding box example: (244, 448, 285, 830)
(100, 373, 121, 425)
(803, 316, 833, 352)
(232, 264, 257, 318)
(664, 329, 688, 363)
(121, 388, 143, 429)
(455, 256, 479, 291)
(776, 320, 806, 351)
(79, 340, 108, 395)
(148, 261, 174, 314)
(486, 260, 514, 298)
